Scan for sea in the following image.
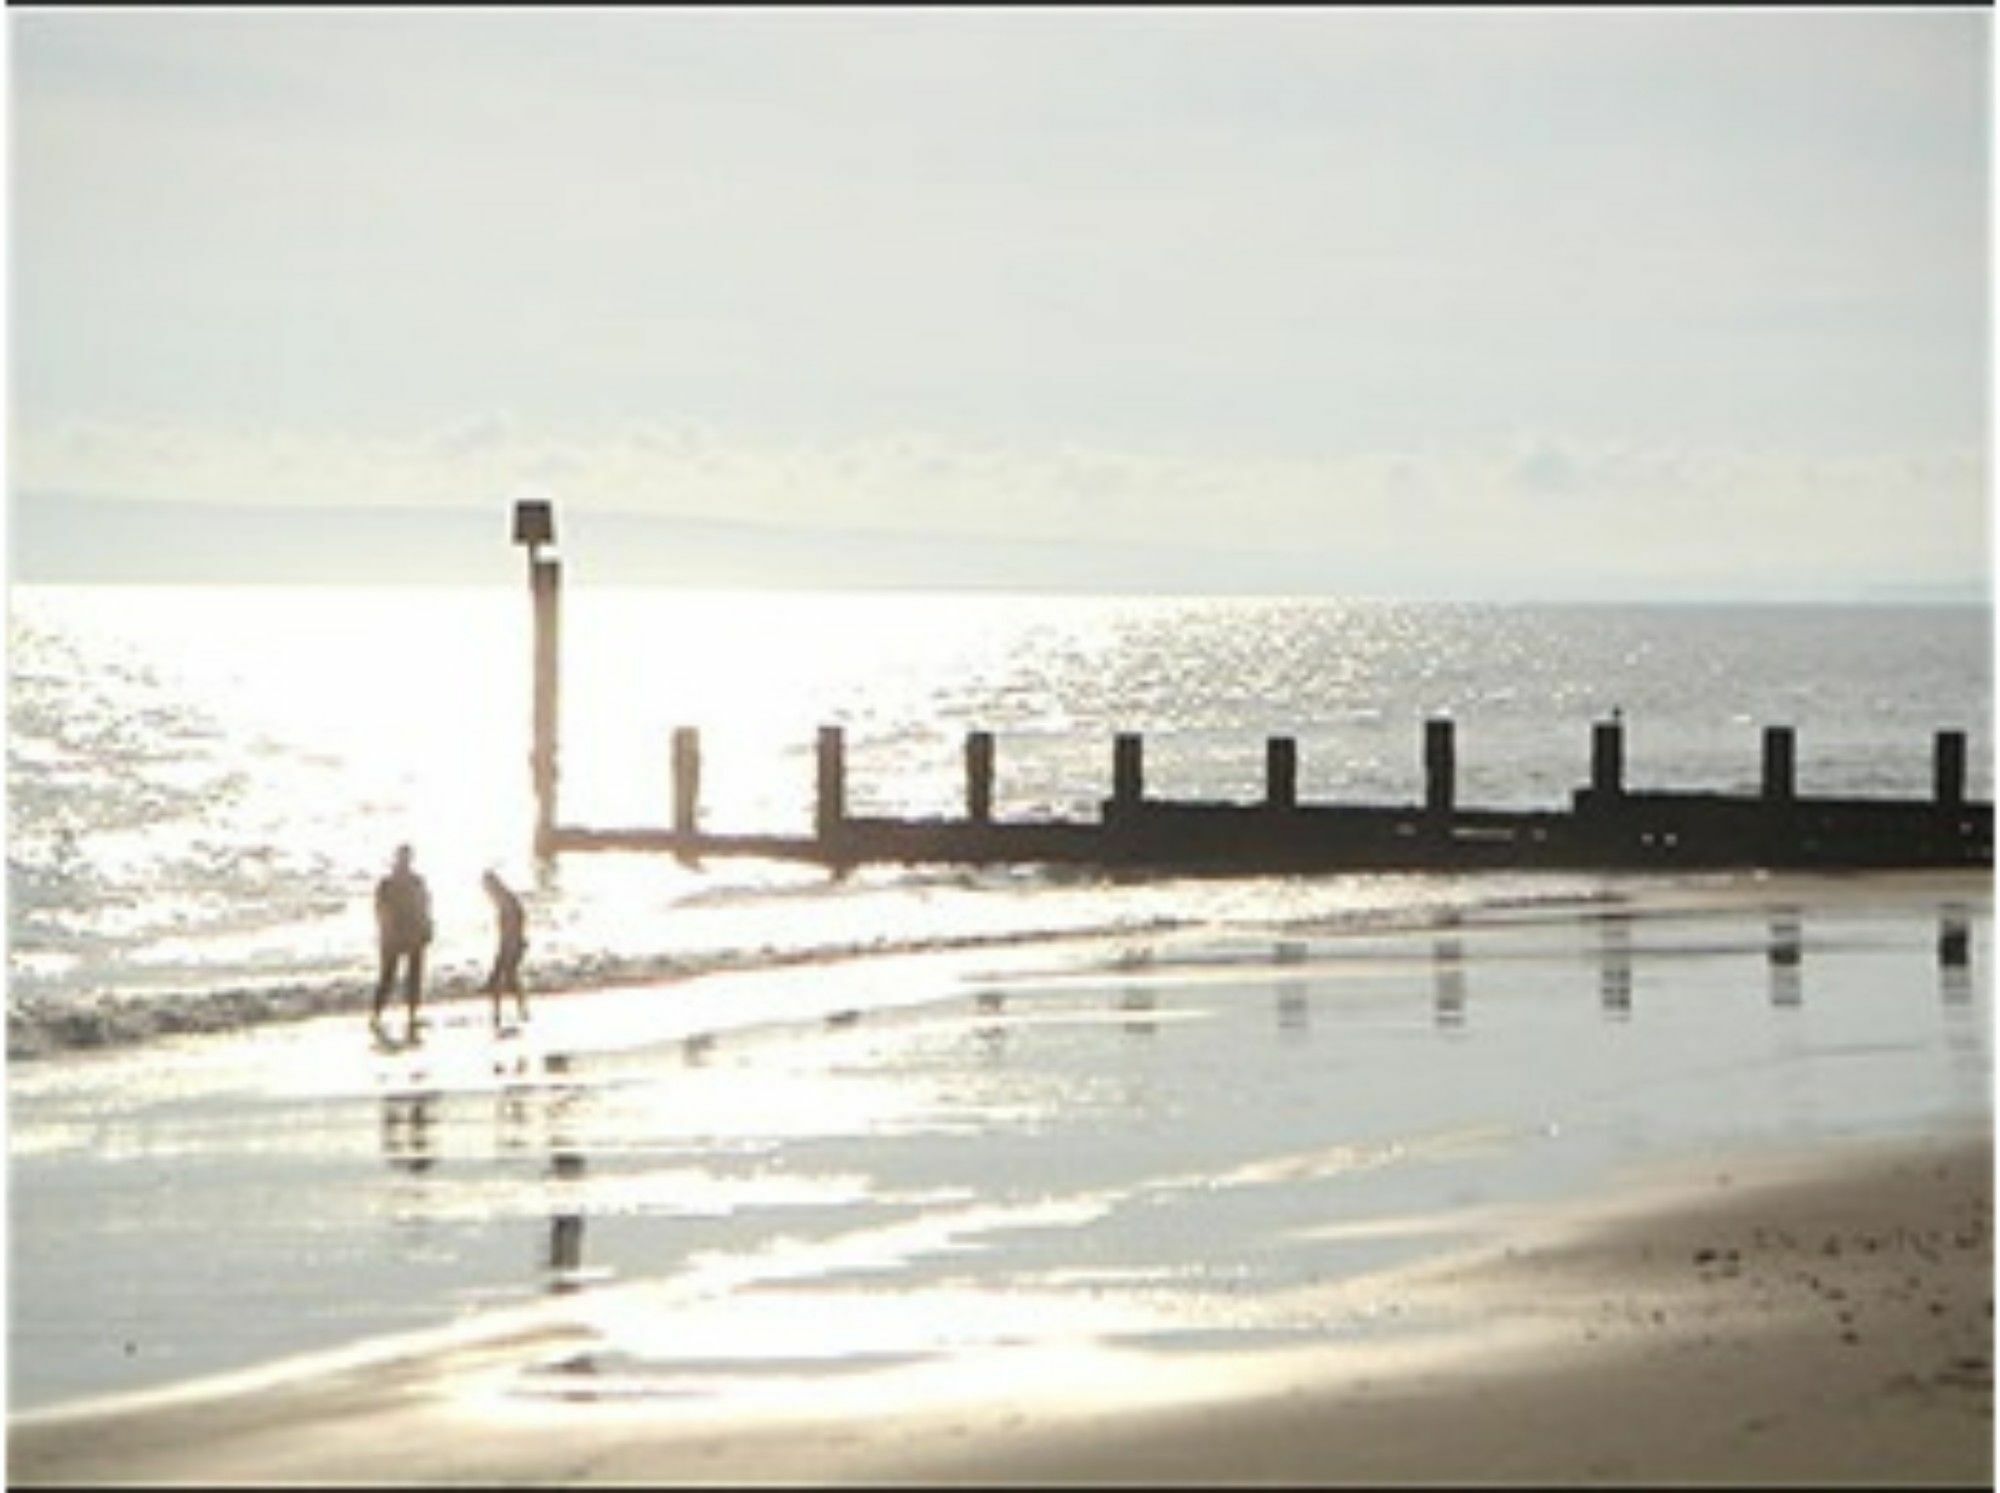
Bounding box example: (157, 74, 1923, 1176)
(6, 586, 1994, 1416)
(7, 587, 1992, 1060)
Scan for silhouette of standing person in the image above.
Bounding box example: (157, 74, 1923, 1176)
(372, 844, 433, 1042)
(481, 869, 530, 1029)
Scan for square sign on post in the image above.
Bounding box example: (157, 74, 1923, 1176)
(513, 500, 555, 552)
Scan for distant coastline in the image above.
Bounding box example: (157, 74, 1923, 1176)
(10, 491, 1988, 603)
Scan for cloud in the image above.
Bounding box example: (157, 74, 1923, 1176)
(11, 416, 1986, 599)
(1508, 438, 1581, 498)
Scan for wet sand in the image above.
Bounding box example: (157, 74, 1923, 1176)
(9, 868, 1992, 1484)
(879, 1126, 1995, 1487)
(10, 1125, 1990, 1486)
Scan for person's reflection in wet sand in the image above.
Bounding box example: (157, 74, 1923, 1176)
(1597, 913, 1633, 1021)
(1768, 908, 1803, 1009)
(1432, 936, 1465, 1029)
(1119, 987, 1157, 1037)
(380, 1093, 438, 1174)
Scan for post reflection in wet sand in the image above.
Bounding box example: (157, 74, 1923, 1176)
(1597, 913, 1632, 1021)
(1432, 935, 1466, 1029)
(1266, 941, 1310, 1039)
(1768, 907, 1803, 1009)
(537, 1053, 592, 1292)
(1938, 905, 1973, 1005)
(1276, 980, 1310, 1039)
(1934, 904, 1985, 1106)
(973, 989, 1010, 1061)
(1119, 987, 1158, 1037)
(547, 1146, 588, 1291)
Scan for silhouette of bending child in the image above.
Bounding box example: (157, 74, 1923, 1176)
(481, 869, 530, 1029)
(372, 844, 433, 1041)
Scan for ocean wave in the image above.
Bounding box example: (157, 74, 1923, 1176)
(3, 869, 1666, 1063)
(2, 915, 1188, 1062)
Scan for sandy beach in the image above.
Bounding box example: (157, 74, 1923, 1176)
(11, 1126, 1990, 1485)
(13, 8, 1990, 1480)
(8, 869, 1992, 1485)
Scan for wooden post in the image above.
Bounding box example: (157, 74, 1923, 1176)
(1592, 719, 1624, 798)
(1425, 718, 1455, 818)
(1113, 734, 1144, 807)
(966, 730, 995, 824)
(673, 727, 701, 837)
(1935, 730, 1966, 807)
(514, 501, 560, 861)
(1762, 726, 1795, 803)
(816, 726, 846, 843)
(531, 557, 561, 856)
(1265, 736, 1297, 809)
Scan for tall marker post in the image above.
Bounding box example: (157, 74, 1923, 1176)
(514, 500, 561, 861)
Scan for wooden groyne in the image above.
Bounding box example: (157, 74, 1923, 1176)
(513, 502, 1992, 874)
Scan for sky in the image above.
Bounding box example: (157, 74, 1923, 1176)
(6, 6, 1992, 598)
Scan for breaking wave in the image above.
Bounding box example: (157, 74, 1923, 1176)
(6, 872, 1643, 1060)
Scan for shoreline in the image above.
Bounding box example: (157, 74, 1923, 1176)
(12, 863, 1987, 1066)
(12, 1122, 1991, 1486)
